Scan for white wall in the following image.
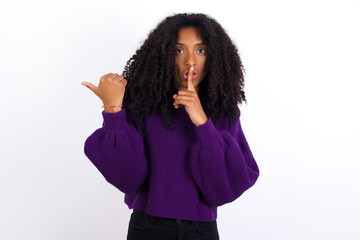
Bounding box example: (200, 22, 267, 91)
(1, 0, 359, 239)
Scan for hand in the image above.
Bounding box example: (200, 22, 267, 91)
(173, 67, 208, 127)
(81, 73, 127, 112)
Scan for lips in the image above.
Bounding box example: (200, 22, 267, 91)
(183, 69, 198, 80)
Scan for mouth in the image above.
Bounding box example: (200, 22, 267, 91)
(183, 69, 198, 80)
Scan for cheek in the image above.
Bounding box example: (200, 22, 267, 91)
(200, 60, 207, 74)
(175, 65, 181, 75)
(175, 56, 182, 66)
(174, 65, 181, 80)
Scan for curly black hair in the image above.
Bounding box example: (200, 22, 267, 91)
(122, 13, 247, 138)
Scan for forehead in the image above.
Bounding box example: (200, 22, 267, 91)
(176, 27, 203, 43)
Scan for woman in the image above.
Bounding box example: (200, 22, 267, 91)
(82, 13, 260, 240)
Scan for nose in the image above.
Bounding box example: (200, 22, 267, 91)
(185, 52, 195, 67)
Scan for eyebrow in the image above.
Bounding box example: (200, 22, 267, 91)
(175, 42, 206, 46)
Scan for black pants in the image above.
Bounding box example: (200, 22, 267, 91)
(127, 210, 220, 240)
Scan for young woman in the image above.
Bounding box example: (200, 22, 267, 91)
(82, 13, 260, 240)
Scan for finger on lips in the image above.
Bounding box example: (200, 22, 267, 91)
(187, 67, 195, 91)
(173, 67, 195, 108)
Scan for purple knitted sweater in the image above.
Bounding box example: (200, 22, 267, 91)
(84, 105, 259, 221)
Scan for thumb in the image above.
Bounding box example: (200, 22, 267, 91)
(81, 82, 97, 94)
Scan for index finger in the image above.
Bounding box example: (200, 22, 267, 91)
(187, 66, 196, 91)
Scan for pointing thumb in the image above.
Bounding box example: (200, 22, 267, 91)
(81, 82, 97, 94)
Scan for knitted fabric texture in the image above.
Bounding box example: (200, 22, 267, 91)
(84, 105, 260, 221)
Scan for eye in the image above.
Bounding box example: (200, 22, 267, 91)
(198, 48, 206, 54)
(176, 48, 184, 54)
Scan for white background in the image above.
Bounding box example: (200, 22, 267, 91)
(1, 0, 359, 239)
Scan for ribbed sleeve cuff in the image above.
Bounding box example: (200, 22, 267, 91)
(102, 109, 127, 131)
(194, 118, 220, 145)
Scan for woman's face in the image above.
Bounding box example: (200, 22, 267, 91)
(174, 27, 208, 93)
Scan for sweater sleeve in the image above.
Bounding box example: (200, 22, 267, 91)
(189, 110, 260, 207)
(84, 109, 148, 194)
